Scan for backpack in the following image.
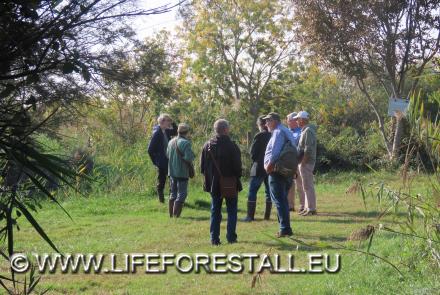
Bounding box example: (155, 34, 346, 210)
(273, 140, 299, 178)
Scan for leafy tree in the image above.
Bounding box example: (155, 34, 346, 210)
(179, 0, 296, 136)
(294, 0, 440, 160)
(0, 0, 179, 292)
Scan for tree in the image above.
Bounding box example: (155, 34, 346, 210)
(0, 0, 180, 292)
(294, 0, 440, 160)
(179, 0, 296, 136)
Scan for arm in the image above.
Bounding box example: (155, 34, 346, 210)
(147, 131, 160, 166)
(232, 143, 242, 177)
(200, 143, 207, 174)
(302, 129, 313, 163)
(249, 134, 259, 161)
(268, 129, 284, 165)
(183, 141, 195, 163)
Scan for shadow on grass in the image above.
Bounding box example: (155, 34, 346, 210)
(185, 199, 245, 213)
(181, 216, 210, 221)
(318, 211, 408, 218)
(293, 218, 368, 224)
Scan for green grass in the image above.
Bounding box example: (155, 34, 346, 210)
(5, 172, 440, 295)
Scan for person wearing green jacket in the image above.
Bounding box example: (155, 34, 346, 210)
(295, 111, 318, 216)
(166, 123, 195, 218)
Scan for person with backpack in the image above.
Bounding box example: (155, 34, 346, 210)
(200, 119, 242, 245)
(242, 116, 272, 222)
(295, 111, 318, 216)
(148, 114, 174, 203)
(263, 112, 298, 238)
(166, 123, 195, 218)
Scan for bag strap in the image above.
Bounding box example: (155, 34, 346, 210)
(174, 138, 191, 165)
(208, 145, 223, 178)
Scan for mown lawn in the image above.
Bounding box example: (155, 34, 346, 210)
(5, 172, 440, 294)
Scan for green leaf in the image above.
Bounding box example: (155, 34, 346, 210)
(15, 200, 61, 254)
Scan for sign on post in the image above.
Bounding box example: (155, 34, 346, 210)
(387, 98, 409, 117)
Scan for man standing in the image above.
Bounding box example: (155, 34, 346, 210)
(201, 119, 242, 245)
(264, 112, 296, 238)
(166, 123, 195, 218)
(295, 111, 318, 216)
(286, 112, 303, 212)
(148, 114, 173, 203)
(242, 116, 272, 222)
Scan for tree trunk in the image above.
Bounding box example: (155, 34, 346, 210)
(391, 112, 405, 161)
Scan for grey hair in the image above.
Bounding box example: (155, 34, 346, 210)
(157, 113, 171, 124)
(214, 119, 230, 135)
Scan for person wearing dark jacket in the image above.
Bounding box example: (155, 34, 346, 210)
(242, 116, 272, 222)
(148, 114, 173, 203)
(201, 119, 242, 245)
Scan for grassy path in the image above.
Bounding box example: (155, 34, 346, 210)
(6, 172, 440, 294)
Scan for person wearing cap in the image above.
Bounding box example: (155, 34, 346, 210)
(148, 114, 174, 203)
(286, 112, 303, 212)
(242, 116, 272, 222)
(295, 111, 318, 216)
(263, 112, 296, 238)
(166, 123, 195, 218)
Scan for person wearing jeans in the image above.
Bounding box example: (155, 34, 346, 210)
(242, 116, 272, 222)
(263, 112, 297, 238)
(166, 123, 195, 218)
(201, 119, 242, 245)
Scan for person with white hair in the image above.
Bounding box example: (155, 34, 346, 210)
(294, 111, 318, 216)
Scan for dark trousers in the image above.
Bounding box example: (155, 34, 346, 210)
(210, 194, 238, 243)
(268, 173, 293, 235)
(156, 167, 167, 192)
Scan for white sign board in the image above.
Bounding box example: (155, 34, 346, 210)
(388, 98, 409, 117)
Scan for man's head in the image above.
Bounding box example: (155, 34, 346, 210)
(286, 112, 299, 129)
(294, 111, 310, 128)
(257, 115, 268, 132)
(263, 112, 281, 132)
(178, 123, 190, 137)
(214, 119, 230, 136)
(157, 113, 172, 130)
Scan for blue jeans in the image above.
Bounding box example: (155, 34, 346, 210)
(248, 175, 271, 202)
(268, 173, 293, 234)
(170, 177, 188, 203)
(210, 194, 238, 243)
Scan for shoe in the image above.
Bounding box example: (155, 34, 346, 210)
(211, 240, 221, 246)
(289, 207, 295, 212)
(302, 210, 317, 216)
(276, 231, 293, 238)
(227, 240, 237, 244)
(298, 208, 306, 215)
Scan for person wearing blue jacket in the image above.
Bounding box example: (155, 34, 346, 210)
(148, 114, 174, 203)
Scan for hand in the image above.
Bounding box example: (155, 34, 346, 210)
(265, 162, 274, 174)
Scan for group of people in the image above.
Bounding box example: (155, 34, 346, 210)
(147, 111, 317, 245)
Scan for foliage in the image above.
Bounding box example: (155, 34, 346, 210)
(293, 0, 440, 160)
